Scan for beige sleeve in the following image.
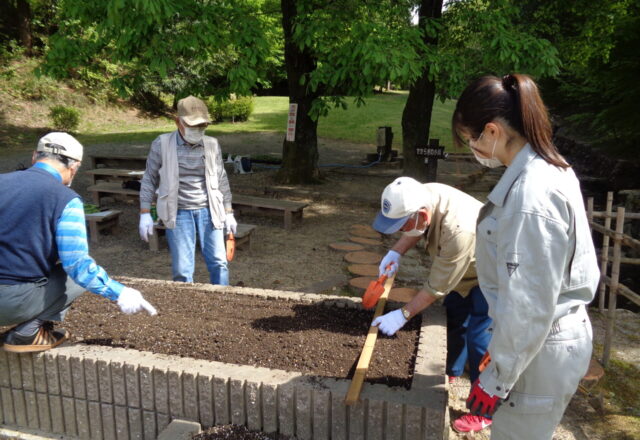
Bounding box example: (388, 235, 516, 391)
(423, 231, 476, 297)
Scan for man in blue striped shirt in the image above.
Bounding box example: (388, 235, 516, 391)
(0, 132, 157, 353)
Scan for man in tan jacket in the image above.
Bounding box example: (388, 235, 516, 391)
(372, 177, 493, 434)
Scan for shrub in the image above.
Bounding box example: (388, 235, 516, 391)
(207, 96, 254, 122)
(19, 75, 58, 101)
(49, 105, 80, 132)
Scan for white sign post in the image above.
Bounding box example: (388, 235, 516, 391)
(286, 103, 298, 142)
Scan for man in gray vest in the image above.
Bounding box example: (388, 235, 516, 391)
(139, 96, 236, 285)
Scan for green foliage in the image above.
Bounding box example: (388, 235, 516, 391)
(436, 0, 561, 97)
(49, 105, 80, 132)
(208, 96, 255, 122)
(518, 0, 639, 154)
(43, 0, 276, 102)
(18, 74, 59, 101)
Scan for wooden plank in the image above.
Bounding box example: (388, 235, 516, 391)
(233, 194, 307, 212)
(87, 183, 140, 196)
(86, 168, 145, 178)
(344, 275, 395, 405)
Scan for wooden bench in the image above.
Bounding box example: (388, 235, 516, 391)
(89, 155, 147, 172)
(232, 195, 308, 229)
(148, 222, 257, 252)
(86, 168, 145, 186)
(85, 210, 122, 244)
(87, 182, 140, 206)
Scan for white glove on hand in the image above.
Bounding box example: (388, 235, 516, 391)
(225, 212, 237, 235)
(117, 287, 157, 316)
(379, 250, 401, 277)
(372, 309, 408, 336)
(139, 213, 154, 242)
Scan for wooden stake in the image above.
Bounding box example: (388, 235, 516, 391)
(603, 206, 625, 368)
(344, 275, 395, 405)
(598, 192, 613, 312)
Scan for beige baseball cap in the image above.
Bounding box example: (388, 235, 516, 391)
(37, 132, 83, 161)
(177, 95, 211, 126)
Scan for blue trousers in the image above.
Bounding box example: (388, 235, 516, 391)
(166, 208, 229, 285)
(444, 285, 492, 383)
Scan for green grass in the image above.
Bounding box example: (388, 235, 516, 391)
(0, 56, 455, 151)
(208, 94, 456, 151)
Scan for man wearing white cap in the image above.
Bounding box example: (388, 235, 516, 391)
(0, 132, 157, 353)
(139, 96, 235, 285)
(372, 177, 493, 434)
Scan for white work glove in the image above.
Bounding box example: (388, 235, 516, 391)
(372, 309, 408, 336)
(139, 213, 154, 242)
(117, 287, 157, 316)
(225, 212, 237, 235)
(379, 250, 401, 277)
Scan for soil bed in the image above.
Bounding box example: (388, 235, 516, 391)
(56, 280, 421, 387)
(194, 424, 295, 440)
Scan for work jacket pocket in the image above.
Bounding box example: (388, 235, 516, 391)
(501, 391, 555, 415)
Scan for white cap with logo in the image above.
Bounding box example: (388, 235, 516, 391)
(177, 95, 211, 126)
(372, 177, 426, 234)
(37, 132, 83, 161)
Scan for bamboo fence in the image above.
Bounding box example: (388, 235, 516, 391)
(587, 192, 640, 367)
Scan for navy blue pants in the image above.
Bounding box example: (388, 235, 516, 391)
(444, 285, 492, 383)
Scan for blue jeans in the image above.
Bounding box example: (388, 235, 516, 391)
(165, 208, 229, 285)
(444, 285, 492, 383)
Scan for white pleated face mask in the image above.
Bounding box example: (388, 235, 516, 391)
(402, 212, 428, 237)
(470, 132, 502, 168)
(181, 119, 206, 144)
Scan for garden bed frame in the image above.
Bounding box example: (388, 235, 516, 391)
(0, 278, 448, 440)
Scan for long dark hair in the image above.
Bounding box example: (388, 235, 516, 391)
(452, 73, 568, 168)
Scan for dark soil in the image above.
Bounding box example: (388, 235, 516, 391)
(193, 424, 295, 440)
(57, 280, 421, 387)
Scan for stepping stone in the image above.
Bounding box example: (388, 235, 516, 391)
(349, 236, 383, 246)
(351, 223, 377, 232)
(347, 264, 379, 277)
(349, 276, 376, 292)
(349, 225, 381, 239)
(329, 242, 365, 252)
(344, 251, 383, 265)
(389, 287, 418, 303)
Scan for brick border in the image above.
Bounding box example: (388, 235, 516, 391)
(0, 278, 447, 440)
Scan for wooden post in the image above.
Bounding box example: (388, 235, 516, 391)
(603, 206, 625, 368)
(598, 192, 613, 312)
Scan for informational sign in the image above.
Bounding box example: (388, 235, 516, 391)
(286, 103, 298, 142)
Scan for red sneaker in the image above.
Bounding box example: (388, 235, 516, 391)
(452, 414, 492, 433)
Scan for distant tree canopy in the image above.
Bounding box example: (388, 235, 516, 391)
(518, 0, 640, 148)
(3, 0, 637, 181)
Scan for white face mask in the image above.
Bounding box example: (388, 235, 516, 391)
(471, 132, 502, 168)
(402, 212, 428, 237)
(182, 120, 206, 144)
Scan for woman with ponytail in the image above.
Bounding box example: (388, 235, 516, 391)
(451, 74, 599, 439)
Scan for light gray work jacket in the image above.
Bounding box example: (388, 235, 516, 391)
(475, 143, 599, 398)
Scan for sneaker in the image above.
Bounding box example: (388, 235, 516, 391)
(452, 414, 492, 433)
(3, 323, 69, 353)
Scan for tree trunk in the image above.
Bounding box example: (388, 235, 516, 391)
(401, 0, 443, 180)
(16, 0, 33, 55)
(277, 0, 321, 184)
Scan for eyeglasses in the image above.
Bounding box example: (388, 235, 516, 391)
(465, 131, 485, 150)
